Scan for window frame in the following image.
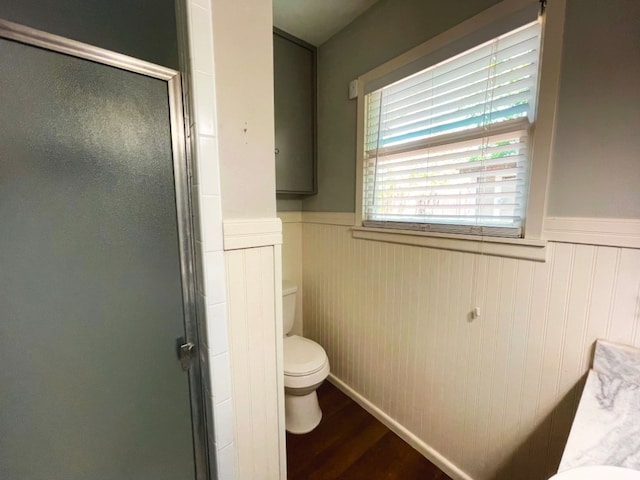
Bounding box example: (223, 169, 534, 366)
(354, 0, 566, 261)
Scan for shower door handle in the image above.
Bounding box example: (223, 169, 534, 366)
(177, 338, 196, 371)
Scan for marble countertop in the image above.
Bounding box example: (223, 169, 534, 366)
(559, 341, 640, 471)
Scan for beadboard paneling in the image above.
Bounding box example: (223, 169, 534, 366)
(225, 245, 283, 479)
(279, 213, 303, 335)
(302, 223, 640, 480)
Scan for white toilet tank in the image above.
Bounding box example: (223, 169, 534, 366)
(282, 281, 297, 335)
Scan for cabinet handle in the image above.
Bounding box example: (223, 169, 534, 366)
(275, 147, 280, 155)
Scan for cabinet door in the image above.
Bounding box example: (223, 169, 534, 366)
(274, 32, 316, 194)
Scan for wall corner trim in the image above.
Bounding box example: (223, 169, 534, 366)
(223, 218, 283, 250)
(328, 374, 475, 480)
(543, 217, 640, 248)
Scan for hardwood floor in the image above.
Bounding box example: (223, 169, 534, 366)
(286, 382, 452, 480)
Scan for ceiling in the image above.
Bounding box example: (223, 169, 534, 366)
(272, 0, 381, 46)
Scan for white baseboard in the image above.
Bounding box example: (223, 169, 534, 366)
(327, 374, 474, 480)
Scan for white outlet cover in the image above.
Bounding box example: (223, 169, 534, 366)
(349, 79, 358, 99)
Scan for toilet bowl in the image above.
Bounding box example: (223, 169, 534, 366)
(283, 282, 330, 434)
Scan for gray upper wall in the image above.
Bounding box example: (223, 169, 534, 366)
(277, 198, 303, 211)
(304, 0, 640, 219)
(0, 0, 178, 69)
(546, 0, 640, 218)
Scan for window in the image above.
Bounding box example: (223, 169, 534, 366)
(362, 21, 542, 238)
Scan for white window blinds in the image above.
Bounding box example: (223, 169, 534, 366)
(363, 21, 542, 237)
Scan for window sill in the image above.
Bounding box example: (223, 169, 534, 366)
(351, 226, 547, 262)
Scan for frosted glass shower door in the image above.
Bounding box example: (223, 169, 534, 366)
(0, 33, 198, 480)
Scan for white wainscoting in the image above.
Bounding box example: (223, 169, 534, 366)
(302, 221, 640, 480)
(279, 213, 304, 335)
(223, 219, 285, 480)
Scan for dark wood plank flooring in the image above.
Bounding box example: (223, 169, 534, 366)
(286, 382, 452, 480)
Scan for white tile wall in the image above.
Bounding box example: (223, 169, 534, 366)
(197, 136, 220, 195)
(183, 0, 237, 477)
(204, 251, 227, 305)
(192, 71, 217, 137)
(207, 303, 229, 356)
(216, 442, 237, 480)
(188, 4, 215, 75)
(302, 222, 640, 480)
(214, 398, 235, 448)
(212, 352, 232, 402)
(201, 195, 223, 251)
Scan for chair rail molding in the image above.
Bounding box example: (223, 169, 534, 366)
(223, 218, 283, 250)
(544, 217, 640, 248)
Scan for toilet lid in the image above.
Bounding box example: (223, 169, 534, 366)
(284, 336, 327, 376)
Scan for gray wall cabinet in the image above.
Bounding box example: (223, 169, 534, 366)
(274, 29, 317, 195)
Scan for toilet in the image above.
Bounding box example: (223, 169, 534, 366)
(283, 281, 330, 434)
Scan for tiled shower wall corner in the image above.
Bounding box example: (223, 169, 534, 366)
(302, 222, 640, 480)
(180, 0, 236, 478)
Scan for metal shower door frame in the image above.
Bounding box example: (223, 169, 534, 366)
(0, 18, 209, 480)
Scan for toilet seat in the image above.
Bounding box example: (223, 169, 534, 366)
(283, 336, 330, 390)
(284, 335, 327, 376)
